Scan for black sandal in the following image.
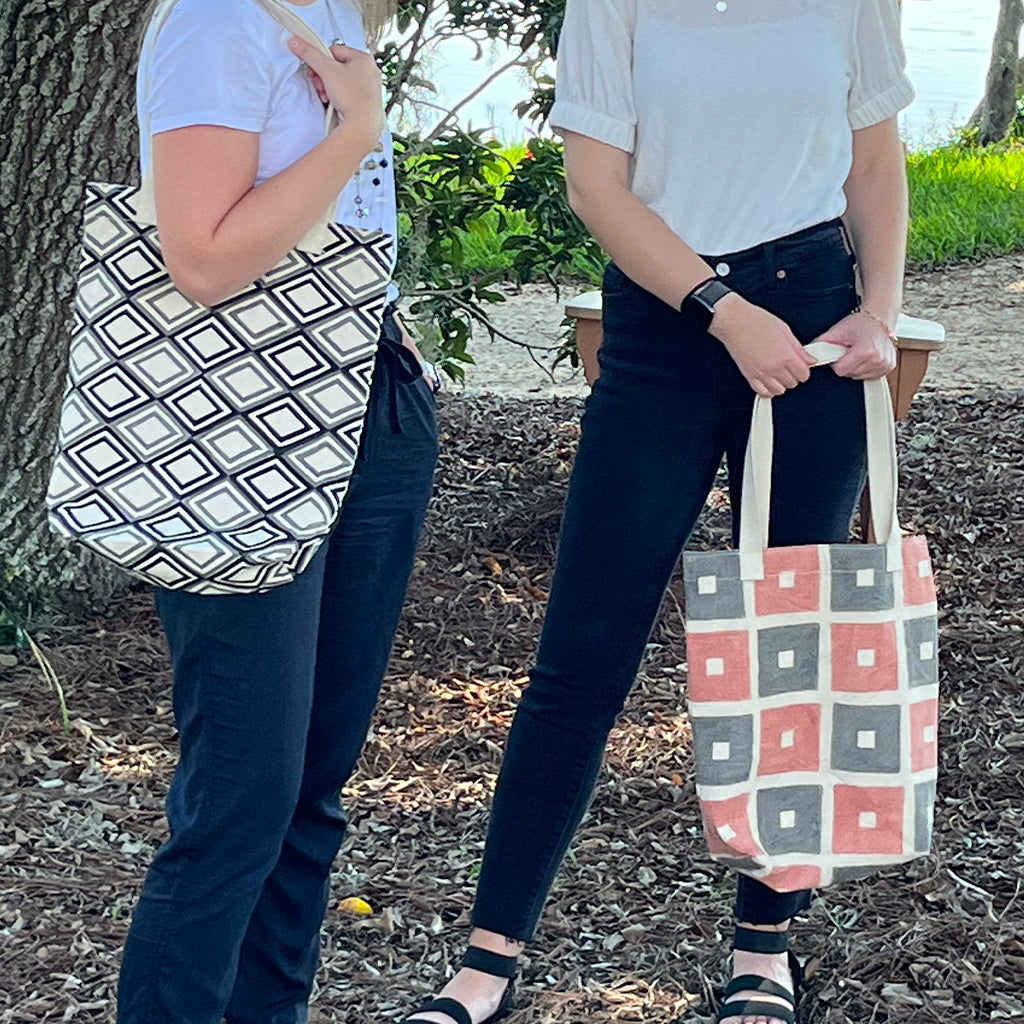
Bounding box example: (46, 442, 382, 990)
(715, 926, 803, 1024)
(400, 946, 518, 1024)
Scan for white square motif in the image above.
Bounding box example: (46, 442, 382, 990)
(777, 649, 795, 670)
(857, 648, 876, 668)
(711, 741, 731, 762)
(856, 568, 875, 588)
(856, 730, 877, 749)
(780, 729, 795, 749)
(923, 725, 936, 744)
(717, 824, 737, 842)
(149, 289, 195, 324)
(779, 809, 796, 830)
(705, 657, 725, 677)
(858, 811, 878, 829)
(697, 575, 718, 595)
(918, 559, 931, 578)
(247, 467, 294, 502)
(919, 641, 935, 661)
(778, 571, 796, 589)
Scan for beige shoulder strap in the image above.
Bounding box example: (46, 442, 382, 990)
(738, 341, 902, 581)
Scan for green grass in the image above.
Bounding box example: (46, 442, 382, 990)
(907, 143, 1024, 267)
(442, 142, 1024, 278)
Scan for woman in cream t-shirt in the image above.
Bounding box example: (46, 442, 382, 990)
(401, 3, 916, 1024)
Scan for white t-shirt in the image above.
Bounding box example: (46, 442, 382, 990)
(137, 0, 398, 260)
(548, 0, 915, 256)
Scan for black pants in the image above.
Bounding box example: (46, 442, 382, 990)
(117, 315, 438, 1024)
(472, 220, 867, 941)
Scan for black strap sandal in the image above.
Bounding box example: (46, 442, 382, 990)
(401, 946, 518, 1024)
(715, 926, 803, 1024)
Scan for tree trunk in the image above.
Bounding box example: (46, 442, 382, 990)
(978, 0, 1024, 145)
(0, 0, 150, 615)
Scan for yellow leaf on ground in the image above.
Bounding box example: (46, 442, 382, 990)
(338, 897, 373, 916)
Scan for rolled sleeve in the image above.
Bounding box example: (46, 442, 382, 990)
(548, 0, 638, 153)
(848, 0, 916, 129)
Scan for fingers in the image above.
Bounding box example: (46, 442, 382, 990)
(832, 348, 897, 380)
(288, 36, 359, 69)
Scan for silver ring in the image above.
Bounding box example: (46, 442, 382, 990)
(330, 36, 345, 47)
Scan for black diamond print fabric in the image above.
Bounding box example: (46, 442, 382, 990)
(47, 182, 394, 594)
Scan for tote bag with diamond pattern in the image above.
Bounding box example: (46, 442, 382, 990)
(47, 0, 394, 595)
(682, 341, 939, 891)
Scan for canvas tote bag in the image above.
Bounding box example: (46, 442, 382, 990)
(46, 0, 393, 595)
(682, 342, 939, 891)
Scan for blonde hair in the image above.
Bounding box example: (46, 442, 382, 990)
(355, 0, 398, 39)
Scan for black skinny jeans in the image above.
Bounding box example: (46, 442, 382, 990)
(472, 220, 868, 940)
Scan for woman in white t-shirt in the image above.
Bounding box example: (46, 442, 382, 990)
(117, 3, 440, 1023)
(401, 3, 915, 1024)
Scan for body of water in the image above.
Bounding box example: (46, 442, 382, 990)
(421, 0, 1009, 148)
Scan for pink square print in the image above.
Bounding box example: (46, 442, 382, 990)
(831, 622, 899, 692)
(687, 631, 751, 702)
(910, 698, 939, 772)
(759, 864, 822, 892)
(902, 536, 937, 607)
(754, 545, 822, 617)
(758, 705, 821, 776)
(701, 794, 762, 858)
(832, 785, 905, 855)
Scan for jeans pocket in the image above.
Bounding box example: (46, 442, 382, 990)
(602, 261, 634, 299)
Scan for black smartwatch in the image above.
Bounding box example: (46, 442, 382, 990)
(680, 277, 734, 331)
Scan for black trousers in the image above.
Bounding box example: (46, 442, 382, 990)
(118, 315, 439, 1024)
(472, 220, 868, 941)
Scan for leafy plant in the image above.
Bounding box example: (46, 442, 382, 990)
(377, 1, 585, 379)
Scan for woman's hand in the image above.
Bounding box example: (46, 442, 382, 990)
(288, 38, 384, 146)
(815, 311, 897, 380)
(709, 293, 817, 398)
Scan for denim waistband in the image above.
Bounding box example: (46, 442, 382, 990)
(700, 218, 849, 269)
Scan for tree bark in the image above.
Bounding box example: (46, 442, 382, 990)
(0, 0, 150, 615)
(978, 0, 1024, 144)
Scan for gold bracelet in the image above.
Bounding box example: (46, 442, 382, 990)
(854, 305, 899, 343)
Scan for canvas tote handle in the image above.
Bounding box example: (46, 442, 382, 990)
(135, 0, 344, 253)
(737, 340, 902, 581)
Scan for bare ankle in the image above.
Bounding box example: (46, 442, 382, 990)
(467, 927, 526, 958)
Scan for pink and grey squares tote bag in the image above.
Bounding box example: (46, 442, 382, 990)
(682, 341, 939, 891)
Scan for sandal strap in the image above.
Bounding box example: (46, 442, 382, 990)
(723, 975, 795, 1002)
(716, 997, 796, 1024)
(788, 949, 804, 995)
(462, 946, 519, 979)
(734, 926, 790, 954)
(405, 997, 472, 1024)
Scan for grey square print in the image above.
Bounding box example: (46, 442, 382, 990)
(757, 786, 823, 855)
(831, 704, 902, 774)
(691, 714, 753, 787)
(830, 546, 895, 613)
(757, 624, 820, 696)
(915, 779, 937, 853)
(683, 551, 745, 621)
(904, 615, 939, 688)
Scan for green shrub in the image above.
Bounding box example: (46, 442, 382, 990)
(907, 143, 1024, 267)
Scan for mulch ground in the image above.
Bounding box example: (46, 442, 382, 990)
(2, 389, 1023, 1024)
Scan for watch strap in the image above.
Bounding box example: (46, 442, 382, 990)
(679, 276, 734, 328)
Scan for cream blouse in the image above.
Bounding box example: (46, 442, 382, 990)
(548, 0, 915, 255)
